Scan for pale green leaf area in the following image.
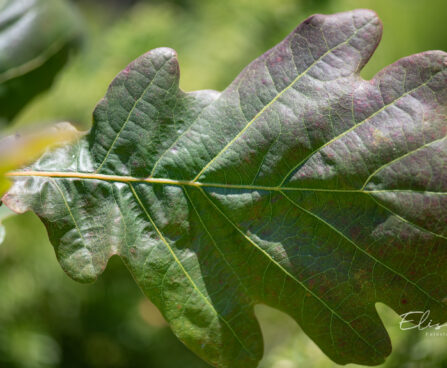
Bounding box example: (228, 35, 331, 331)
(4, 7, 447, 368)
(0, 124, 78, 246)
(0, 205, 13, 243)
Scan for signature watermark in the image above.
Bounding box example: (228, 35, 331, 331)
(400, 310, 447, 336)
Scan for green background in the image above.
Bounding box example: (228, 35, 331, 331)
(2, 0, 447, 367)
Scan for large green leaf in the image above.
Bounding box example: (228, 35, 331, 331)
(0, 0, 83, 125)
(3, 9, 447, 367)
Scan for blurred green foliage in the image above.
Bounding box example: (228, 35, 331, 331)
(2, 0, 447, 367)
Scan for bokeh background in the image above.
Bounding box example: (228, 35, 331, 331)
(2, 0, 447, 367)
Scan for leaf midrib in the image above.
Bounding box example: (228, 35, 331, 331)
(9, 170, 447, 241)
(7, 170, 447, 196)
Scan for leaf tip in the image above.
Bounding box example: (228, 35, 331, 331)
(1, 192, 28, 215)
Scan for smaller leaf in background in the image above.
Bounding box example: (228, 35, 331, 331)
(0, 0, 84, 125)
(0, 122, 79, 195)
